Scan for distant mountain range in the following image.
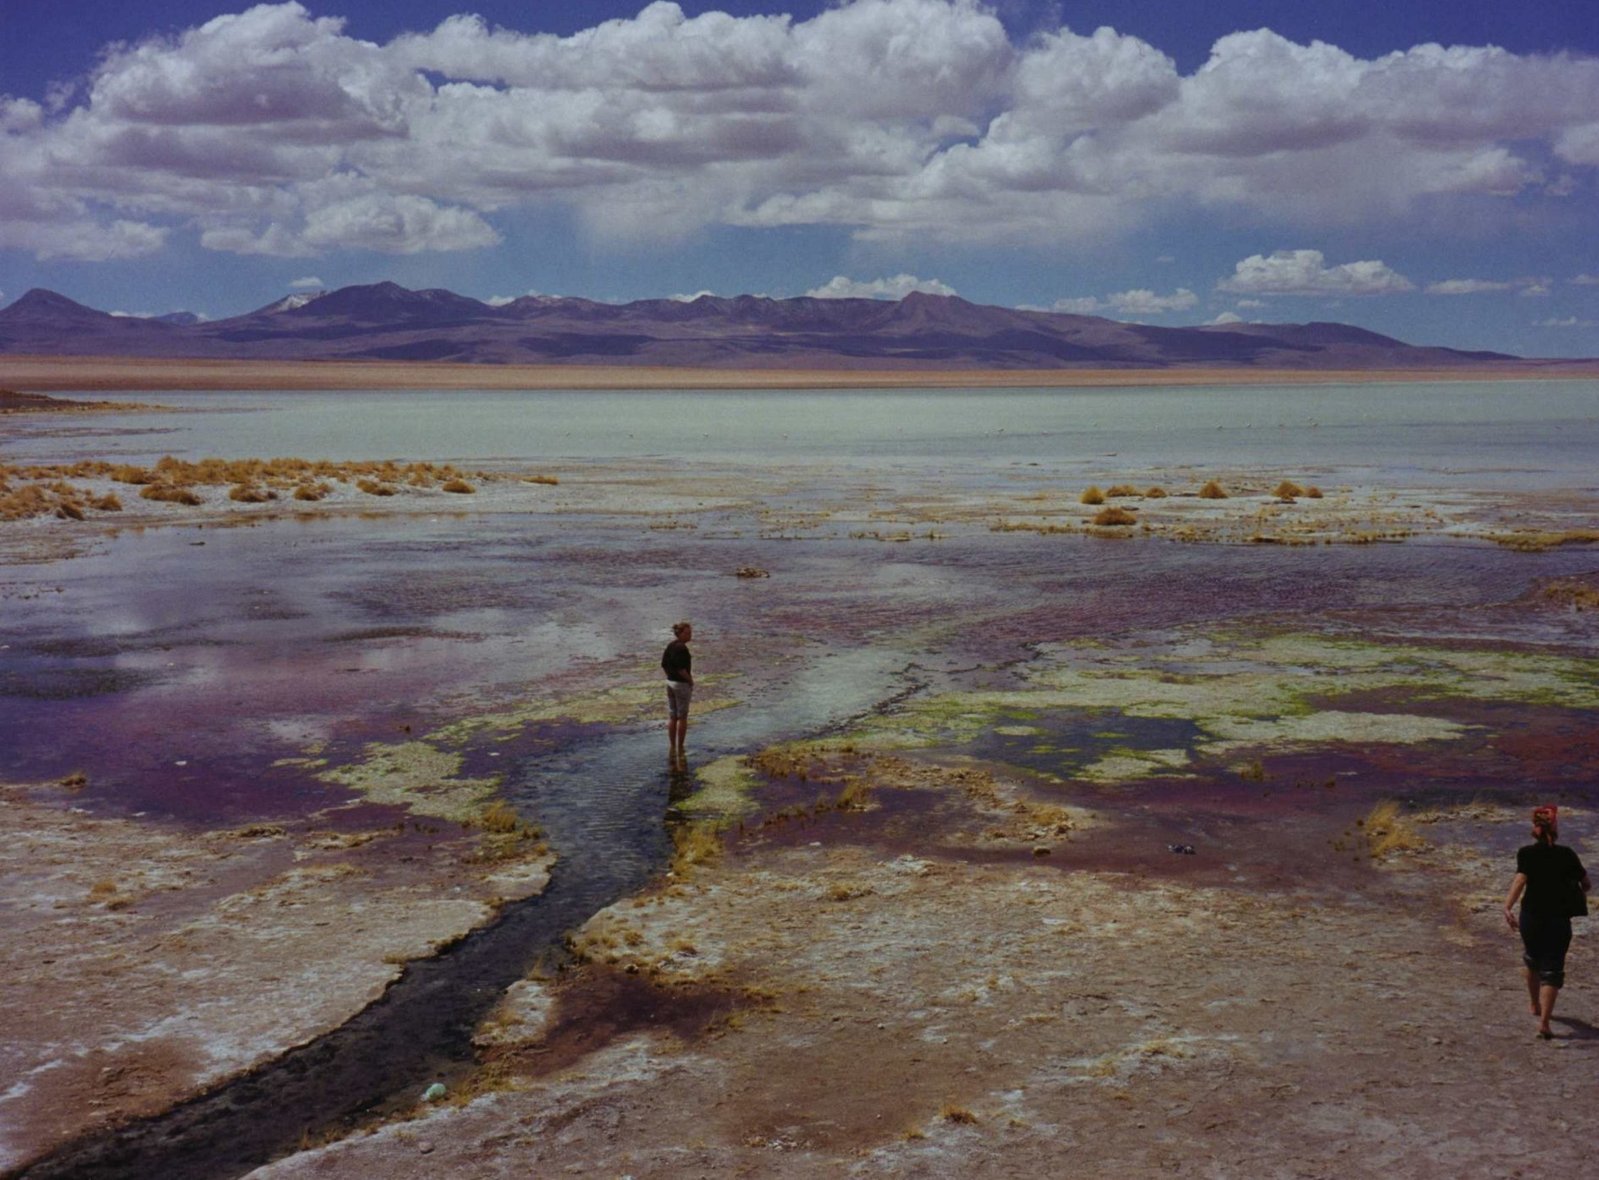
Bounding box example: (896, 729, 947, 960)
(0, 282, 1533, 370)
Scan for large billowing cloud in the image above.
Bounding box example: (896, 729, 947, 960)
(2, 1, 1597, 261)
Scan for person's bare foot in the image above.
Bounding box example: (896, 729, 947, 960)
(1537, 1027, 1554, 1040)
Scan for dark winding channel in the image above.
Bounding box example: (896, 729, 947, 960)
(11, 660, 918, 1180)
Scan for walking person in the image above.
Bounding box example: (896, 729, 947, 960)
(662, 621, 693, 760)
(1503, 805, 1590, 1039)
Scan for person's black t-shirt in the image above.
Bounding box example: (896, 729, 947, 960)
(1516, 842, 1586, 919)
(662, 639, 691, 683)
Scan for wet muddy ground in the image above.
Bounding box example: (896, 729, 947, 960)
(2, 446, 1597, 1177)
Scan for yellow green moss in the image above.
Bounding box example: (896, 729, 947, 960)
(317, 741, 500, 821)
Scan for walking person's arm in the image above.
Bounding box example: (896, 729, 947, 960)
(1503, 872, 1527, 930)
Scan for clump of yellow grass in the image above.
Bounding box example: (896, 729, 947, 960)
(1273, 480, 1305, 499)
(441, 478, 476, 494)
(477, 800, 522, 834)
(1358, 800, 1426, 857)
(1144, 486, 1168, 499)
(1080, 486, 1106, 505)
(140, 484, 203, 505)
(671, 821, 723, 873)
(1092, 506, 1138, 527)
(356, 478, 396, 496)
(1543, 579, 1599, 610)
(1303, 485, 1323, 499)
(1198, 479, 1228, 499)
(1105, 484, 1139, 497)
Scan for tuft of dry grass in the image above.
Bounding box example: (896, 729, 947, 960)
(1105, 484, 1140, 497)
(441, 478, 476, 494)
(835, 777, 871, 811)
(356, 478, 397, 496)
(1273, 480, 1305, 499)
(1092, 506, 1138, 527)
(1359, 800, 1426, 857)
(1079, 485, 1106, 505)
(523, 474, 560, 486)
(228, 484, 275, 503)
(1542, 579, 1599, 611)
(55, 501, 86, 521)
(940, 1103, 980, 1125)
(478, 800, 522, 834)
(1144, 486, 1168, 498)
(139, 484, 203, 505)
(1198, 479, 1229, 499)
(671, 821, 723, 874)
(91, 492, 122, 511)
(1490, 529, 1599, 553)
(1303, 485, 1323, 499)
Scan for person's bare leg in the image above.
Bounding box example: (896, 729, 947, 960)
(1538, 984, 1558, 1037)
(675, 718, 687, 755)
(1525, 966, 1542, 1015)
(668, 718, 681, 753)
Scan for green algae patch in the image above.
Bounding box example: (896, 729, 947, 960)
(1078, 748, 1194, 784)
(676, 756, 762, 820)
(1199, 710, 1469, 756)
(431, 676, 739, 745)
(318, 740, 500, 821)
(841, 627, 1596, 787)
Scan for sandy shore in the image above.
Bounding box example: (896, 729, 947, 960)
(2, 353, 1596, 393)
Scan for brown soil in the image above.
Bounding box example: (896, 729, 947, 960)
(2, 354, 1595, 393)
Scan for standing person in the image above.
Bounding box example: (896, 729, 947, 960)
(662, 621, 693, 759)
(1503, 805, 1590, 1039)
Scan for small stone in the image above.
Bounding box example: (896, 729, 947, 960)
(1032, 846, 1051, 857)
(417, 1141, 435, 1155)
(422, 1081, 447, 1102)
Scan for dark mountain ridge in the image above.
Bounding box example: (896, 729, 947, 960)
(0, 283, 1531, 370)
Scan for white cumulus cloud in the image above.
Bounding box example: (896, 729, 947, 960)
(1052, 296, 1103, 314)
(1219, 250, 1414, 297)
(1426, 278, 1518, 295)
(1107, 287, 1198, 314)
(289, 275, 325, 289)
(806, 274, 957, 299)
(1, 2, 1597, 263)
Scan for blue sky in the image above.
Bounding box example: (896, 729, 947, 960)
(2, 1, 1597, 354)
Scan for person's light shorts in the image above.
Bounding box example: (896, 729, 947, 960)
(666, 680, 693, 721)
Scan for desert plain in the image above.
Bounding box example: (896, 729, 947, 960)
(1, 366, 1597, 1179)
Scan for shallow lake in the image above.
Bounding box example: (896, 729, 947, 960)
(3, 379, 1597, 826)
(6, 379, 1599, 487)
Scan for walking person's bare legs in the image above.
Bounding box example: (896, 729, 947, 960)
(1524, 966, 1542, 1015)
(1538, 982, 1559, 1038)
